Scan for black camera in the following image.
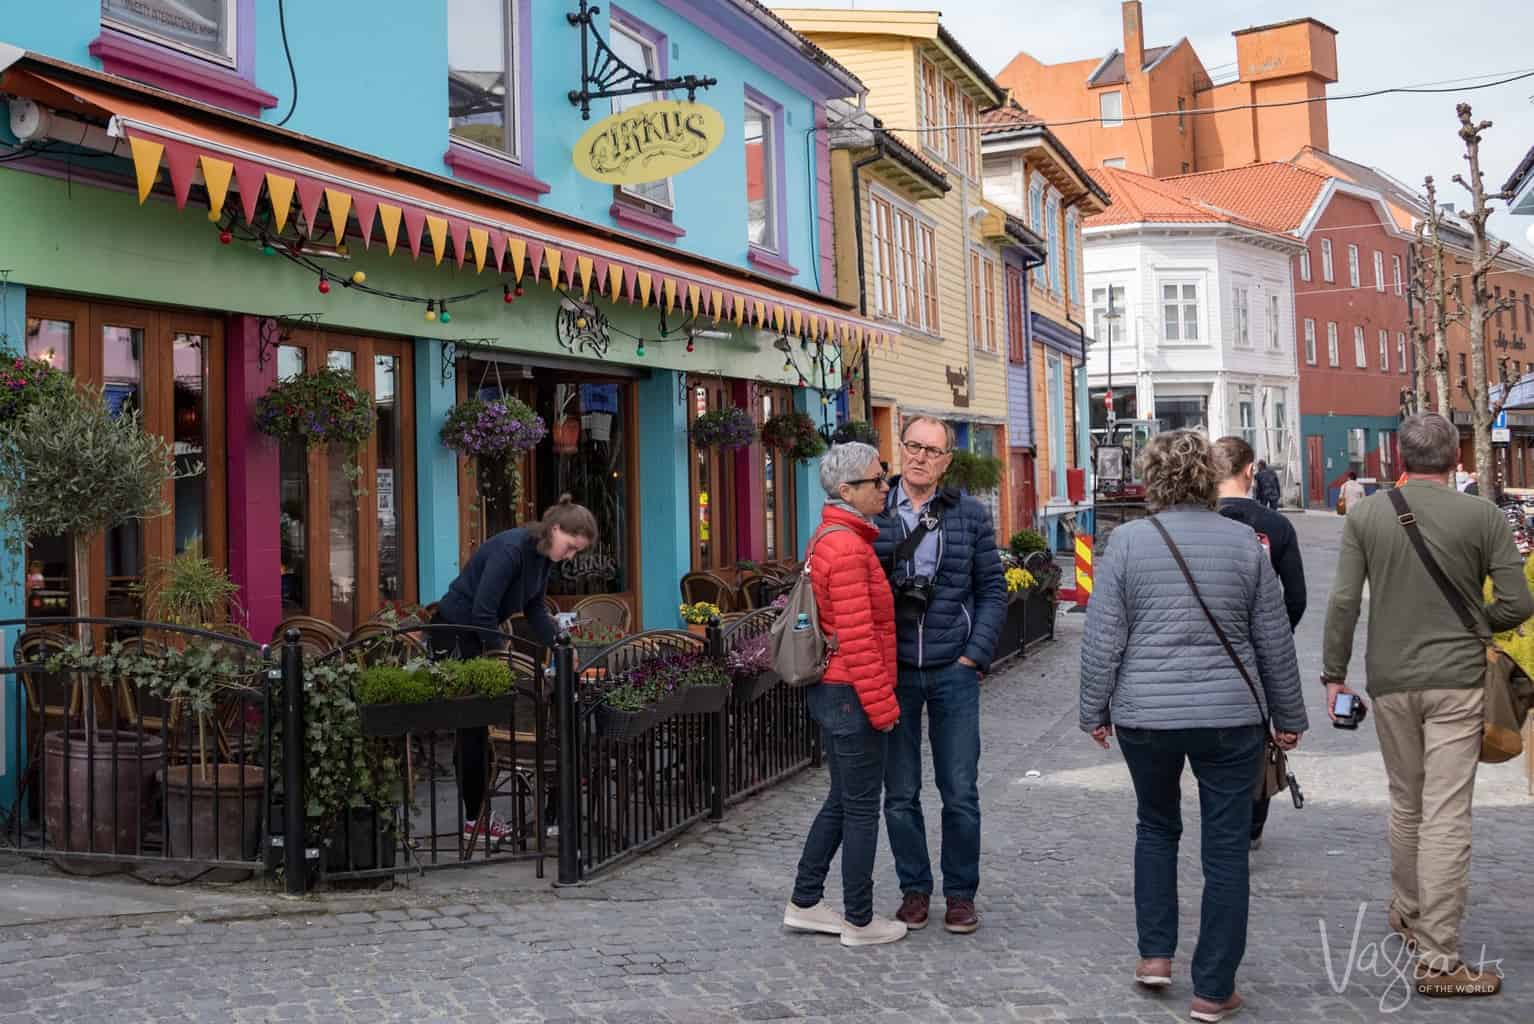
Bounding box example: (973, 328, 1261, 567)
(893, 574, 935, 613)
(1333, 692, 1366, 729)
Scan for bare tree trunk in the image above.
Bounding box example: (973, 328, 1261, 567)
(1453, 104, 1515, 498)
(1408, 228, 1433, 412)
(72, 533, 95, 735)
(1424, 178, 1453, 418)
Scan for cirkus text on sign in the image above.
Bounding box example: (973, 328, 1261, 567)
(572, 99, 725, 186)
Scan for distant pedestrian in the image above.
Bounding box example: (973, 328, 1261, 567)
(1455, 463, 1471, 491)
(1080, 430, 1307, 1022)
(1465, 471, 1480, 497)
(1253, 460, 1282, 510)
(784, 442, 906, 947)
(1339, 471, 1366, 514)
(1321, 413, 1531, 997)
(1216, 437, 1306, 851)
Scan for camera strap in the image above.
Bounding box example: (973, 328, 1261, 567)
(1384, 487, 1487, 640)
(891, 491, 948, 569)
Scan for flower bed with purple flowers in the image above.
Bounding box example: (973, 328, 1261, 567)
(254, 368, 374, 449)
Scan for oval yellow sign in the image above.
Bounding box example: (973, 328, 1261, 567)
(572, 100, 726, 186)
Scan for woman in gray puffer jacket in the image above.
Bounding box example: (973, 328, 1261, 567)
(1079, 430, 1308, 1024)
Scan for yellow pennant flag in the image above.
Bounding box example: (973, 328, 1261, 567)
(324, 188, 352, 245)
(470, 228, 489, 273)
(636, 272, 654, 308)
(200, 155, 234, 216)
(790, 310, 803, 337)
(425, 216, 448, 266)
(377, 204, 402, 255)
(663, 278, 677, 315)
(772, 306, 785, 332)
(545, 248, 563, 289)
(686, 284, 701, 317)
(709, 290, 723, 324)
(608, 263, 625, 300)
(507, 237, 527, 282)
(752, 301, 765, 327)
(266, 174, 296, 233)
(577, 255, 594, 298)
(129, 137, 164, 204)
(734, 296, 746, 327)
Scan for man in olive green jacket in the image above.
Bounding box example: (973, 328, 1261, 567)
(1322, 414, 1533, 997)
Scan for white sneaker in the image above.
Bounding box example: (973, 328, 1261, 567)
(840, 914, 908, 946)
(783, 900, 843, 935)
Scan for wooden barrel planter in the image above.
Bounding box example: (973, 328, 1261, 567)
(161, 763, 267, 863)
(44, 730, 165, 856)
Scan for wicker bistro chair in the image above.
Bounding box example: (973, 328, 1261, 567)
(271, 616, 345, 660)
(736, 572, 773, 611)
(679, 572, 738, 612)
(343, 623, 428, 667)
(571, 595, 632, 633)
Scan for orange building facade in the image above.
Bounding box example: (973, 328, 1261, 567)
(996, 2, 1337, 178)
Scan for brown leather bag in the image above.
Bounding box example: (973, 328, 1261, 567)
(1149, 518, 1294, 802)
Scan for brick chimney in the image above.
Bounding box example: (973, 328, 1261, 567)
(1122, 1, 1145, 79)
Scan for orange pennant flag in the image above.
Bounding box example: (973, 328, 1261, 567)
(507, 237, 527, 282)
(470, 227, 489, 273)
(608, 263, 625, 301)
(200, 155, 234, 216)
(663, 278, 678, 315)
(637, 272, 654, 308)
(790, 310, 803, 337)
(377, 204, 402, 254)
(425, 216, 448, 266)
(128, 137, 164, 204)
(545, 248, 563, 289)
(266, 173, 296, 233)
(324, 188, 352, 245)
(686, 284, 701, 317)
(709, 290, 723, 324)
(577, 255, 594, 298)
(753, 301, 766, 326)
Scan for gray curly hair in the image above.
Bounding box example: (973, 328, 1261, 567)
(1139, 430, 1226, 512)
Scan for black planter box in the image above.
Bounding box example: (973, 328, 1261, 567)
(1023, 592, 1057, 647)
(323, 806, 398, 874)
(359, 694, 521, 737)
(995, 597, 1027, 664)
(678, 684, 730, 715)
(593, 704, 658, 740)
(732, 670, 782, 704)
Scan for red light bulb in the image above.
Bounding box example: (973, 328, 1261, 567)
(318, 276, 331, 295)
(503, 285, 515, 304)
(686, 338, 695, 353)
(218, 230, 232, 245)
(514, 285, 524, 297)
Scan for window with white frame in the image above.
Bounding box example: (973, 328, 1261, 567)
(1373, 251, 1385, 292)
(1304, 318, 1317, 364)
(1348, 428, 1367, 467)
(959, 93, 978, 180)
(944, 78, 961, 171)
(1354, 325, 1367, 368)
(1099, 91, 1124, 127)
(1270, 392, 1289, 459)
(448, 0, 520, 158)
(1392, 254, 1403, 296)
(1102, 157, 1127, 169)
(1233, 284, 1251, 347)
(1348, 244, 1360, 288)
(1235, 386, 1256, 447)
(1379, 431, 1394, 478)
(1091, 285, 1126, 348)
(1299, 248, 1311, 282)
(1321, 239, 1334, 282)
(867, 191, 938, 334)
(1327, 321, 1339, 366)
(744, 98, 778, 252)
(921, 59, 943, 160)
(969, 251, 999, 354)
(920, 56, 977, 177)
(1161, 282, 1199, 342)
(103, 0, 236, 65)
(1397, 332, 1407, 374)
(1268, 293, 1282, 351)
(1029, 177, 1046, 287)
(1378, 328, 1389, 371)
(1046, 193, 1062, 294)
(1066, 209, 1081, 303)
(609, 20, 672, 208)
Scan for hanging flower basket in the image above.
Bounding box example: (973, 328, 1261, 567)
(0, 357, 74, 430)
(690, 407, 757, 450)
(762, 411, 828, 463)
(440, 396, 547, 507)
(255, 367, 374, 451)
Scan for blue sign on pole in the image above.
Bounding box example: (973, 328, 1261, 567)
(1494, 410, 1508, 430)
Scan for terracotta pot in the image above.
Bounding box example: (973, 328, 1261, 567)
(161, 763, 267, 862)
(686, 623, 708, 637)
(44, 730, 164, 855)
(553, 416, 581, 454)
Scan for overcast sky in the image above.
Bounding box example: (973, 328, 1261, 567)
(772, 1, 1534, 247)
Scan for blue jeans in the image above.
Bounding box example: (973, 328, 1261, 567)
(792, 684, 887, 927)
(883, 661, 981, 901)
(1117, 725, 1265, 1003)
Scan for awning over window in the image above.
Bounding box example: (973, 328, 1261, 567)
(0, 58, 890, 349)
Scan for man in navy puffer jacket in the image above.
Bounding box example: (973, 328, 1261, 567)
(873, 416, 1006, 935)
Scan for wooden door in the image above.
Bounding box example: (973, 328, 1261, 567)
(1009, 451, 1036, 531)
(687, 377, 737, 572)
(1306, 435, 1325, 506)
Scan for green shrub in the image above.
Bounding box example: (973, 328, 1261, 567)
(944, 450, 1003, 493)
(440, 657, 514, 699)
(1010, 529, 1049, 558)
(356, 666, 435, 706)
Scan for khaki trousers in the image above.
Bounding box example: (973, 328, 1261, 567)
(1372, 687, 1483, 964)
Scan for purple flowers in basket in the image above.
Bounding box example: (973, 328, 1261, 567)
(440, 396, 547, 458)
(587, 650, 729, 712)
(724, 634, 772, 679)
(689, 407, 757, 449)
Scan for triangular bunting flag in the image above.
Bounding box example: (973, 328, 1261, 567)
(425, 216, 448, 266)
(377, 203, 402, 254)
(577, 255, 594, 298)
(232, 159, 265, 223)
(593, 258, 610, 295)
(636, 272, 653, 309)
(772, 306, 785, 332)
(686, 284, 701, 317)
(709, 290, 723, 324)
(488, 230, 506, 272)
(607, 263, 625, 300)
(163, 141, 198, 209)
(527, 242, 545, 284)
(733, 295, 746, 327)
(351, 193, 378, 249)
(623, 266, 638, 304)
(295, 178, 325, 236)
(128, 136, 164, 204)
(324, 188, 352, 245)
(663, 279, 678, 315)
(447, 218, 470, 269)
(508, 237, 527, 282)
(791, 310, 803, 337)
(470, 228, 489, 273)
(753, 301, 766, 327)
(544, 248, 562, 289)
(266, 174, 296, 233)
(402, 206, 426, 260)
(199, 155, 234, 217)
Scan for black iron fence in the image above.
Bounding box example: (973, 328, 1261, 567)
(2, 610, 817, 891)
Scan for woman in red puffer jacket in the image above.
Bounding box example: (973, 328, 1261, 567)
(782, 442, 906, 947)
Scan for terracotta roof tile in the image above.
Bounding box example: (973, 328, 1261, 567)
(1160, 162, 1331, 233)
(1086, 167, 1297, 238)
(980, 100, 1042, 134)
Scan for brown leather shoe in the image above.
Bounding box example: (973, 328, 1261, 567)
(1190, 992, 1244, 1022)
(1135, 957, 1172, 989)
(943, 898, 979, 934)
(895, 891, 929, 929)
(1414, 962, 1502, 997)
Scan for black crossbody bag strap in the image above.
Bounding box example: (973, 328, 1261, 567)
(1148, 517, 1272, 734)
(1384, 487, 1485, 637)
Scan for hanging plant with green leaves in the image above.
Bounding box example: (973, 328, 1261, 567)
(831, 420, 880, 447)
(762, 410, 828, 463)
(0, 356, 75, 429)
(439, 395, 547, 510)
(255, 368, 374, 491)
(690, 407, 757, 449)
(944, 450, 1004, 494)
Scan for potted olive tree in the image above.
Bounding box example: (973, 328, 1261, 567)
(0, 383, 181, 853)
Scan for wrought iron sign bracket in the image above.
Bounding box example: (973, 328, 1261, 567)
(567, 0, 718, 120)
(257, 314, 324, 372)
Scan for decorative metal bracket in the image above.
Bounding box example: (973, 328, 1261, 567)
(555, 299, 612, 359)
(257, 314, 324, 372)
(567, 0, 718, 120)
(440, 342, 457, 386)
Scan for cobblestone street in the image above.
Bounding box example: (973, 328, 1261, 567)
(3, 512, 1532, 1023)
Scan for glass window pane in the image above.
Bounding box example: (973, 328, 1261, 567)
(102, 0, 232, 61)
(448, 0, 512, 155)
(172, 333, 209, 555)
(327, 444, 357, 632)
(532, 379, 628, 596)
(102, 325, 144, 614)
(611, 23, 672, 208)
(24, 318, 72, 371)
(102, 325, 143, 417)
(374, 355, 403, 606)
(745, 104, 775, 251)
(277, 344, 305, 381)
(279, 437, 308, 616)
